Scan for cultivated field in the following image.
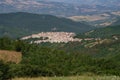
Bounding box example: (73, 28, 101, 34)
(0, 50, 22, 63)
(13, 76, 120, 80)
(69, 14, 109, 22)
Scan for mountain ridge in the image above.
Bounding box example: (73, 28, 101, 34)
(0, 12, 93, 38)
(1, 0, 120, 17)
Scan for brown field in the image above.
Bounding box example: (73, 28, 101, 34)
(0, 50, 22, 63)
(69, 14, 109, 22)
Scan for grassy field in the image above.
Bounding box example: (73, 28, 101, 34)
(13, 76, 120, 80)
(0, 50, 22, 63)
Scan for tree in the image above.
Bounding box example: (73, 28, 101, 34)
(0, 61, 12, 80)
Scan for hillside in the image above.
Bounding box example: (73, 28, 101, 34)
(112, 17, 120, 26)
(0, 24, 120, 79)
(0, 34, 120, 78)
(0, 12, 93, 38)
(75, 25, 120, 38)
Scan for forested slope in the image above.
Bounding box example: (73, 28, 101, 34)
(0, 12, 93, 38)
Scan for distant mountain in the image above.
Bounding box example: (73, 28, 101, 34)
(47, 0, 120, 6)
(0, 12, 93, 38)
(0, 0, 120, 17)
(0, 0, 86, 16)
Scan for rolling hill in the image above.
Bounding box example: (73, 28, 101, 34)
(0, 24, 120, 78)
(77, 25, 120, 38)
(0, 12, 93, 38)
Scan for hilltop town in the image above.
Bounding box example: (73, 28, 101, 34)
(21, 32, 82, 43)
(21, 31, 120, 48)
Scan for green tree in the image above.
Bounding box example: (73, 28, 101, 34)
(0, 61, 12, 80)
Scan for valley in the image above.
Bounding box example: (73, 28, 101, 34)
(69, 11, 120, 27)
(1, 0, 120, 16)
(1, 0, 120, 27)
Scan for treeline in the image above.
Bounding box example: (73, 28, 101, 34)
(0, 37, 120, 79)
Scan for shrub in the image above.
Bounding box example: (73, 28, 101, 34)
(0, 61, 12, 80)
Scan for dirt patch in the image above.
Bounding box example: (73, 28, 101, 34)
(0, 50, 22, 64)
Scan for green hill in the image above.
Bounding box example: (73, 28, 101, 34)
(0, 24, 120, 78)
(76, 25, 120, 38)
(0, 12, 93, 38)
(0, 36, 120, 78)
